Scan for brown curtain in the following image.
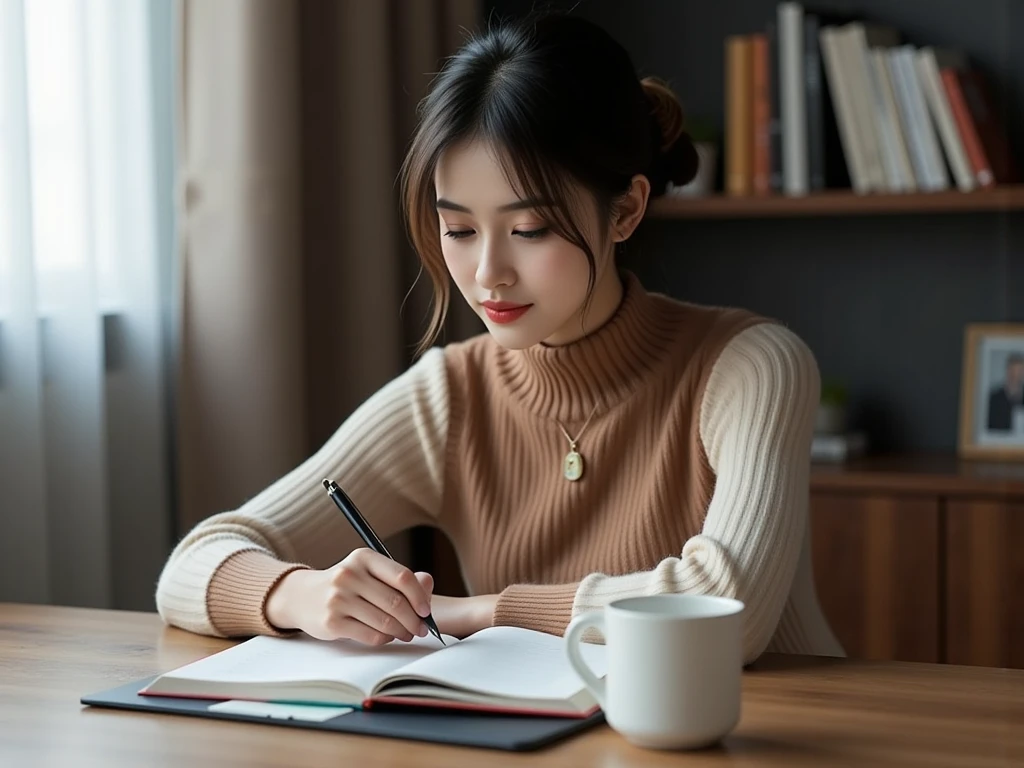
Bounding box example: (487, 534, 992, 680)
(174, 0, 483, 550)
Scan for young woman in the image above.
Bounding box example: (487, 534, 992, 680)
(157, 14, 844, 664)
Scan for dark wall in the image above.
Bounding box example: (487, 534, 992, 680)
(486, 0, 1023, 453)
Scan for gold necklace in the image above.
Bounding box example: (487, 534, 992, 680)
(555, 404, 600, 482)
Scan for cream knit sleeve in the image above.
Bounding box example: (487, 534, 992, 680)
(571, 324, 819, 663)
(155, 348, 451, 638)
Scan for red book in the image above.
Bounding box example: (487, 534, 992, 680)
(751, 34, 772, 196)
(940, 67, 994, 188)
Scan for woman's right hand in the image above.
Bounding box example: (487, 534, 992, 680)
(265, 548, 434, 645)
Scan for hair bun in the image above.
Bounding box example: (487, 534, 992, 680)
(640, 76, 699, 192)
(641, 77, 685, 151)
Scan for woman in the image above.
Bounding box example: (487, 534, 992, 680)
(156, 13, 844, 664)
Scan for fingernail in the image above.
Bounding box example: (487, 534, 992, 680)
(418, 624, 428, 637)
(419, 605, 430, 618)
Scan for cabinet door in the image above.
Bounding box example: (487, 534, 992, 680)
(811, 492, 940, 663)
(946, 500, 1024, 669)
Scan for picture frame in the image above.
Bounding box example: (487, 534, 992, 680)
(958, 323, 1024, 460)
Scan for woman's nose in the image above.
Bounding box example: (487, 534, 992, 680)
(474, 237, 515, 290)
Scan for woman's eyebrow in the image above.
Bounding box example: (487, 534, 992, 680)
(435, 197, 552, 214)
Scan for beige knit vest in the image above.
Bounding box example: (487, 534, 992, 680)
(438, 272, 768, 596)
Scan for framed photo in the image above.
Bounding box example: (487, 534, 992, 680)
(958, 323, 1024, 460)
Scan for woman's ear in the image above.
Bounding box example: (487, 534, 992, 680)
(611, 174, 651, 243)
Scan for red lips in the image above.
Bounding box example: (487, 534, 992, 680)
(481, 300, 532, 324)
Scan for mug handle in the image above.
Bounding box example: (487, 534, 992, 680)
(564, 612, 607, 710)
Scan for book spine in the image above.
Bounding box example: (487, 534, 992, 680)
(864, 46, 907, 191)
(751, 34, 772, 195)
(896, 46, 950, 191)
(819, 26, 869, 193)
(940, 67, 993, 187)
(725, 35, 754, 196)
(767, 21, 783, 192)
(887, 48, 930, 189)
(778, 2, 808, 196)
(916, 48, 975, 191)
(803, 13, 824, 191)
(871, 49, 917, 192)
(841, 24, 887, 192)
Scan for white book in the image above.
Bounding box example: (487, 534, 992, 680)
(140, 626, 607, 718)
(848, 23, 906, 191)
(890, 46, 949, 191)
(873, 50, 918, 191)
(819, 26, 870, 193)
(886, 48, 932, 188)
(869, 48, 916, 191)
(778, 2, 808, 196)
(916, 47, 975, 192)
(838, 24, 888, 192)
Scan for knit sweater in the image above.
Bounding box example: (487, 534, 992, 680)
(156, 272, 845, 663)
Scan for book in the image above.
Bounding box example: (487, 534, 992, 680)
(766, 20, 783, 192)
(778, 2, 808, 195)
(842, 23, 900, 192)
(751, 33, 772, 196)
(939, 64, 994, 188)
(803, 10, 852, 190)
(725, 35, 754, 196)
(811, 431, 867, 462)
(889, 46, 950, 191)
(869, 47, 917, 191)
(916, 47, 975, 192)
(140, 625, 607, 718)
(819, 25, 869, 192)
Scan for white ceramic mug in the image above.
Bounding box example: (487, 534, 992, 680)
(564, 594, 745, 750)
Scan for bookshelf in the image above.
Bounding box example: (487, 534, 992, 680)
(648, 184, 1024, 220)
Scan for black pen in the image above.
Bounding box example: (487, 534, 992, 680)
(321, 478, 445, 645)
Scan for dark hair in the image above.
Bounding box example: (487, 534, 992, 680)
(400, 13, 698, 355)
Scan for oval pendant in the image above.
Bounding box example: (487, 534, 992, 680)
(563, 450, 584, 481)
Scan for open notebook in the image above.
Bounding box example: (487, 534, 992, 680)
(140, 626, 606, 718)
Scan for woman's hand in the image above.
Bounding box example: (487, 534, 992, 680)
(265, 548, 435, 645)
(428, 594, 499, 639)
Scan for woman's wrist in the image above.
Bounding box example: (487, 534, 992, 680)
(473, 594, 499, 632)
(265, 568, 310, 630)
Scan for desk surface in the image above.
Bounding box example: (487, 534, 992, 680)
(1, 603, 1022, 767)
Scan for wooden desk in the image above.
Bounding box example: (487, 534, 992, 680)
(1, 604, 1022, 767)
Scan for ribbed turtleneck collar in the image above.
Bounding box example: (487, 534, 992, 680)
(496, 271, 679, 423)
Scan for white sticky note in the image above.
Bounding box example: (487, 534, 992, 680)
(208, 700, 354, 722)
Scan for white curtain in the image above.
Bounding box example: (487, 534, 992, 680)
(0, 0, 172, 608)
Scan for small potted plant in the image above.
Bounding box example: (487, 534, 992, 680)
(816, 379, 848, 435)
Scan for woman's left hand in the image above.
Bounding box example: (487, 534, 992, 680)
(428, 594, 499, 639)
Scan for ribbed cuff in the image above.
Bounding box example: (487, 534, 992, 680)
(493, 582, 579, 636)
(206, 550, 310, 637)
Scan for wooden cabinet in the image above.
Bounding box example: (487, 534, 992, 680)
(810, 493, 940, 663)
(810, 456, 1024, 669)
(946, 500, 1024, 668)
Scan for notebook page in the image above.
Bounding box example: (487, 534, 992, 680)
(162, 633, 454, 696)
(376, 626, 606, 701)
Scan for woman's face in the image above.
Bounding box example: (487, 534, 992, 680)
(434, 138, 621, 349)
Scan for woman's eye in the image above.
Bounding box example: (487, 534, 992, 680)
(513, 227, 550, 240)
(444, 229, 474, 240)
